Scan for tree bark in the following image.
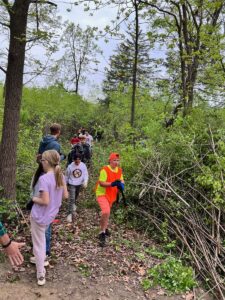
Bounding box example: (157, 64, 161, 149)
(130, 0, 139, 127)
(0, 0, 30, 199)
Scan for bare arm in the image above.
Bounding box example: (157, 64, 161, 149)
(63, 184, 69, 199)
(33, 191, 49, 205)
(99, 181, 112, 187)
(99, 179, 124, 187)
(0, 233, 25, 266)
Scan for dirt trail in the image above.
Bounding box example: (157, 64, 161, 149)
(0, 201, 212, 300)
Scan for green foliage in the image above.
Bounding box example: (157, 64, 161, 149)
(66, 232, 74, 242)
(141, 278, 153, 291)
(135, 251, 145, 261)
(142, 258, 197, 293)
(103, 27, 153, 93)
(77, 263, 91, 277)
(145, 247, 167, 259)
(0, 251, 6, 263)
(112, 207, 128, 225)
(195, 138, 225, 206)
(0, 198, 17, 221)
(0, 85, 98, 217)
(22, 86, 95, 129)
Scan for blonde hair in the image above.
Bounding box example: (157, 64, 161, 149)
(42, 150, 64, 188)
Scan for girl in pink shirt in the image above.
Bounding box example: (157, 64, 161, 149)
(31, 150, 68, 286)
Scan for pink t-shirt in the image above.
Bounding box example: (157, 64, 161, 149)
(31, 172, 65, 225)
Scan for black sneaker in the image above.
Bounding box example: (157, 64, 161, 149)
(98, 232, 106, 247)
(105, 228, 111, 237)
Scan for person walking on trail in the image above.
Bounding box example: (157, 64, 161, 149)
(70, 135, 80, 146)
(0, 222, 25, 266)
(37, 123, 65, 162)
(67, 138, 84, 166)
(79, 134, 91, 165)
(95, 153, 124, 247)
(28, 163, 52, 265)
(85, 130, 93, 148)
(65, 153, 88, 223)
(36, 123, 65, 258)
(30, 150, 68, 286)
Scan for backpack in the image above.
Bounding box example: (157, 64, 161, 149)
(67, 144, 84, 166)
(82, 143, 91, 163)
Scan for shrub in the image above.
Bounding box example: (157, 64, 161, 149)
(142, 257, 197, 293)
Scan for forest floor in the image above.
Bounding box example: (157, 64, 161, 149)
(0, 194, 212, 300)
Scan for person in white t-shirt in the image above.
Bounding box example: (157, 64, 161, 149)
(65, 153, 89, 223)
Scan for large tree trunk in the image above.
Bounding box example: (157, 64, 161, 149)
(0, 0, 30, 199)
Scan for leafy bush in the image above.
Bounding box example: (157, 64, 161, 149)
(0, 198, 17, 222)
(142, 257, 197, 293)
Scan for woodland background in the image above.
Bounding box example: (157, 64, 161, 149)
(1, 1, 225, 298)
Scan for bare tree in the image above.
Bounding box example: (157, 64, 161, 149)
(51, 22, 101, 94)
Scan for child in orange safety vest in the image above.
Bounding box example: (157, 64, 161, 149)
(95, 152, 124, 247)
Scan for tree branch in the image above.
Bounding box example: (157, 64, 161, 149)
(0, 66, 7, 74)
(35, 0, 39, 31)
(30, 0, 57, 7)
(1, 0, 12, 19)
(186, 0, 200, 30)
(1, 0, 10, 13)
(140, 0, 180, 29)
(0, 21, 10, 28)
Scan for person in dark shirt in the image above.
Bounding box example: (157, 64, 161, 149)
(79, 135, 91, 165)
(37, 123, 65, 162)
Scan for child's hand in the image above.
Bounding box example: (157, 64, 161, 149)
(83, 181, 88, 189)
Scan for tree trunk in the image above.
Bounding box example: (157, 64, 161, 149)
(130, 0, 139, 127)
(184, 57, 199, 116)
(0, 0, 30, 199)
(75, 79, 79, 94)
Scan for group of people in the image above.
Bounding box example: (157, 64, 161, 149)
(68, 128, 93, 166)
(0, 123, 125, 287)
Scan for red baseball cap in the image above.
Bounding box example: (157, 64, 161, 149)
(72, 138, 80, 144)
(109, 153, 120, 161)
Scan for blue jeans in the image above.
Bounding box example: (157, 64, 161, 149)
(45, 224, 51, 256)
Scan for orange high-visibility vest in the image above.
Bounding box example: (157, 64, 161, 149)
(97, 166, 122, 204)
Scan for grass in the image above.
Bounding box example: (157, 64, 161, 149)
(77, 263, 91, 277)
(0, 251, 6, 263)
